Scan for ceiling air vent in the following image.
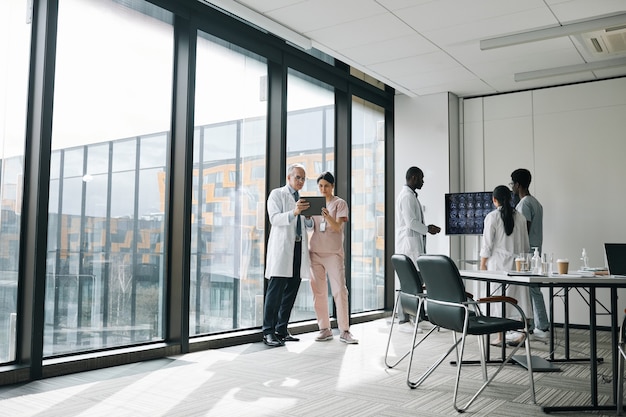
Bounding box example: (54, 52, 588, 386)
(579, 25, 626, 55)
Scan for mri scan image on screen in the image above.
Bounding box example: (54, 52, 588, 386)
(445, 191, 517, 235)
(445, 192, 493, 235)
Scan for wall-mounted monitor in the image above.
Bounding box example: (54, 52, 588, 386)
(445, 192, 494, 235)
(445, 191, 517, 235)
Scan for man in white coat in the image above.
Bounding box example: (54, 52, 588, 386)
(395, 166, 441, 323)
(262, 163, 313, 347)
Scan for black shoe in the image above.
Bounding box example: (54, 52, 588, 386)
(276, 333, 300, 342)
(263, 333, 284, 347)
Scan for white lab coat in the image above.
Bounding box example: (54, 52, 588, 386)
(395, 185, 428, 262)
(264, 185, 311, 279)
(480, 209, 529, 271)
(480, 208, 531, 318)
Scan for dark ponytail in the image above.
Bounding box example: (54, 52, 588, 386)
(493, 185, 514, 236)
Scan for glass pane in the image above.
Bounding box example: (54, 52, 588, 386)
(86, 143, 109, 175)
(0, 1, 30, 363)
(351, 98, 385, 313)
(190, 32, 267, 335)
(286, 69, 335, 323)
(45, 0, 173, 356)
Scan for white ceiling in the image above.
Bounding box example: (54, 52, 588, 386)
(220, 0, 626, 98)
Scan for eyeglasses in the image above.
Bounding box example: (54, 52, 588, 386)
(294, 176, 306, 182)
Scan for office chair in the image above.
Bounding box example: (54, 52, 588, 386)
(414, 254, 536, 413)
(385, 254, 438, 381)
(617, 309, 626, 415)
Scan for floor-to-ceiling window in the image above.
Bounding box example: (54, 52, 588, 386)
(351, 98, 385, 312)
(0, 1, 30, 364)
(45, 0, 173, 356)
(286, 69, 335, 323)
(190, 32, 267, 335)
(0, 0, 393, 385)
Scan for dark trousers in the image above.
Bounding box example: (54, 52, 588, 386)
(262, 242, 302, 336)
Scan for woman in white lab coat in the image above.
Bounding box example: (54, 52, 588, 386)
(480, 185, 531, 345)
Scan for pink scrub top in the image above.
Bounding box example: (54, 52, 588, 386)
(309, 196, 349, 256)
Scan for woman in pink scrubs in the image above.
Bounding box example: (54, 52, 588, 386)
(309, 172, 358, 344)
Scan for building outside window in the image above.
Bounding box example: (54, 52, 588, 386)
(351, 98, 386, 312)
(286, 69, 335, 322)
(45, 0, 174, 356)
(0, 0, 31, 364)
(190, 32, 268, 334)
(0, 0, 392, 379)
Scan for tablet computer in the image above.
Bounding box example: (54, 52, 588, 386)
(300, 196, 326, 217)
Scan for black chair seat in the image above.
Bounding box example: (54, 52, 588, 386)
(467, 316, 524, 335)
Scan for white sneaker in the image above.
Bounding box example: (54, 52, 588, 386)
(505, 331, 522, 341)
(531, 328, 549, 341)
(505, 331, 525, 346)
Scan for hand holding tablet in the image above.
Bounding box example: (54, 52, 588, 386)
(300, 196, 326, 217)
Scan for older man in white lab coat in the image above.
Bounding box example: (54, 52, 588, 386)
(262, 163, 313, 347)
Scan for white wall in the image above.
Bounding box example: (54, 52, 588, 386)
(394, 93, 451, 257)
(461, 77, 626, 326)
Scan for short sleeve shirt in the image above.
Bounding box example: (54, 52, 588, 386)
(309, 196, 349, 256)
(516, 195, 543, 251)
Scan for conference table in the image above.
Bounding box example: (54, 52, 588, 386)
(459, 269, 626, 414)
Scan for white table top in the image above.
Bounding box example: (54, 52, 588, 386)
(459, 269, 626, 286)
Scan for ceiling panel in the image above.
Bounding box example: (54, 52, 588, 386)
(208, 0, 626, 97)
(263, 0, 386, 33)
(235, 0, 304, 14)
(307, 13, 415, 50)
(546, 0, 626, 21)
(339, 34, 439, 66)
(369, 52, 461, 78)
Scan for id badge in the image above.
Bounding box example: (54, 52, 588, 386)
(319, 221, 326, 232)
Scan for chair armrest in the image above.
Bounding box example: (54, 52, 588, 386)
(478, 296, 518, 305)
(476, 296, 529, 324)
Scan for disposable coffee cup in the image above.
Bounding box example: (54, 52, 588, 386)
(515, 257, 524, 272)
(557, 259, 569, 274)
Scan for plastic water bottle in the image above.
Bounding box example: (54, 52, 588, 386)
(581, 248, 589, 270)
(531, 247, 541, 274)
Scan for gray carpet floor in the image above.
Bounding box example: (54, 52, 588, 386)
(0, 318, 621, 416)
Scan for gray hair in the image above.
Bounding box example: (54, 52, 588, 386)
(287, 163, 306, 176)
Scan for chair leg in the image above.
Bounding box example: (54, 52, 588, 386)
(384, 291, 404, 368)
(408, 329, 461, 389)
(452, 332, 469, 412)
(476, 334, 488, 381)
(455, 328, 535, 412)
(523, 329, 536, 404)
(618, 344, 625, 415)
(405, 302, 439, 388)
(386, 293, 438, 373)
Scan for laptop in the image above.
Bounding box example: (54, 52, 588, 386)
(604, 243, 626, 278)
